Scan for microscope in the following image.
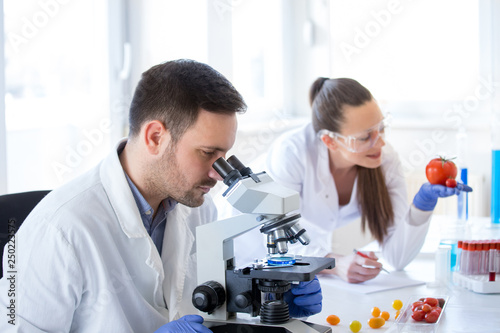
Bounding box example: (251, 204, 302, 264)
(192, 156, 335, 333)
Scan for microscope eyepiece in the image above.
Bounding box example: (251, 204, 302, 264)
(227, 155, 253, 177)
(213, 157, 243, 187)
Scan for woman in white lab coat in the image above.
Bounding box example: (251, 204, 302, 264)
(259, 78, 470, 283)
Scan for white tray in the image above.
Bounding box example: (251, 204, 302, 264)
(453, 272, 500, 293)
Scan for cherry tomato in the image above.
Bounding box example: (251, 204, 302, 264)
(445, 178, 457, 188)
(326, 314, 340, 325)
(349, 320, 362, 333)
(411, 301, 423, 311)
(371, 306, 381, 317)
(392, 299, 403, 311)
(432, 306, 442, 315)
(395, 310, 401, 319)
(410, 297, 445, 322)
(411, 309, 426, 321)
(422, 304, 432, 313)
(425, 157, 457, 186)
(381, 311, 390, 321)
(423, 297, 439, 307)
(425, 309, 440, 323)
(368, 317, 385, 329)
(437, 298, 446, 308)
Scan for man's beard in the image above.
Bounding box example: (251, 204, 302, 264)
(147, 144, 216, 208)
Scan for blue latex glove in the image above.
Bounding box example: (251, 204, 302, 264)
(413, 183, 473, 211)
(283, 276, 322, 318)
(154, 315, 212, 333)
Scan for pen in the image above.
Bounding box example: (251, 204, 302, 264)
(353, 249, 390, 273)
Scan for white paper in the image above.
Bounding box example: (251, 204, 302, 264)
(318, 272, 425, 294)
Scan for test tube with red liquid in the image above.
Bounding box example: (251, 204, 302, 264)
(489, 242, 497, 282)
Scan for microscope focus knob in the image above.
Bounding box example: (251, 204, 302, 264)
(235, 292, 252, 309)
(192, 281, 225, 314)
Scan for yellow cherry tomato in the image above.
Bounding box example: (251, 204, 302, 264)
(371, 306, 381, 317)
(395, 309, 401, 319)
(392, 299, 403, 310)
(326, 314, 340, 325)
(349, 320, 362, 333)
(368, 317, 386, 329)
(381, 311, 390, 321)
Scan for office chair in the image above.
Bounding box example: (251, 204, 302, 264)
(0, 190, 51, 279)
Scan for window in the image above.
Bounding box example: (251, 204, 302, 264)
(131, 0, 287, 125)
(329, 0, 484, 125)
(231, 0, 284, 122)
(3, 0, 112, 192)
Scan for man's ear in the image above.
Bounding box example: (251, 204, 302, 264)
(321, 133, 338, 151)
(142, 120, 170, 155)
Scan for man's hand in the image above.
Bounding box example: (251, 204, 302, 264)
(154, 315, 212, 333)
(283, 276, 322, 318)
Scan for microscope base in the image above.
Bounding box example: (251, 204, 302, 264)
(204, 318, 331, 333)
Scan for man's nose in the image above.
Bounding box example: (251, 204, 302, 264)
(209, 168, 224, 181)
(209, 160, 225, 181)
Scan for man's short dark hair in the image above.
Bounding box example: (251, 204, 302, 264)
(128, 59, 247, 142)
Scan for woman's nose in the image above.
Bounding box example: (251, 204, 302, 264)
(376, 134, 386, 148)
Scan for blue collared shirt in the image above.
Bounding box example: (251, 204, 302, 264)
(125, 174, 177, 256)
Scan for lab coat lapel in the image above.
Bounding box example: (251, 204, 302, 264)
(161, 204, 195, 321)
(101, 140, 147, 237)
(317, 139, 340, 217)
(100, 139, 166, 308)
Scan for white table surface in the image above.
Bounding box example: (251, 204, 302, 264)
(306, 216, 500, 333)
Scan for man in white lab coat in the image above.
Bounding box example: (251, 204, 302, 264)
(0, 59, 246, 332)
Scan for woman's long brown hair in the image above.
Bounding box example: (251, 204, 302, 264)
(309, 77, 394, 243)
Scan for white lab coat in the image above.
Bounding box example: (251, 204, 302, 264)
(229, 123, 432, 270)
(0, 139, 217, 333)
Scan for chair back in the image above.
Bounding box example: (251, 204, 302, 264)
(0, 190, 51, 279)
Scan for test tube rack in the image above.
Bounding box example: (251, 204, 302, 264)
(453, 272, 500, 294)
(452, 239, 500, 294)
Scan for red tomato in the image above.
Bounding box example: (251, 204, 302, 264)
(432, 306, 442, 315)
(411, 301, 423, 311)
(445, 178, 457, 188)
(425, 309, 440, 323)
(423, 297, 439, 307)
(422, 304, 432, 313)
(425, 157, 457, 186)
(411, 310, 426, 321)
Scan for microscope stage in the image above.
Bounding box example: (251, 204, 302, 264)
(233, 256, 334, 281)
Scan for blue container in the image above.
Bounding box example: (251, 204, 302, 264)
(492, 150, 500, 224)
(457, 168, 468, 221)
(439, 239, 458, 271)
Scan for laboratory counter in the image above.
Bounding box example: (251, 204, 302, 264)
(306, 216, 500, 333)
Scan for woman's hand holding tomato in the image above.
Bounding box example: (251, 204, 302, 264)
(413, 157, 473, 211)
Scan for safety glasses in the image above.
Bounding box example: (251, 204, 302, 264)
(320, 114, 392, 153)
